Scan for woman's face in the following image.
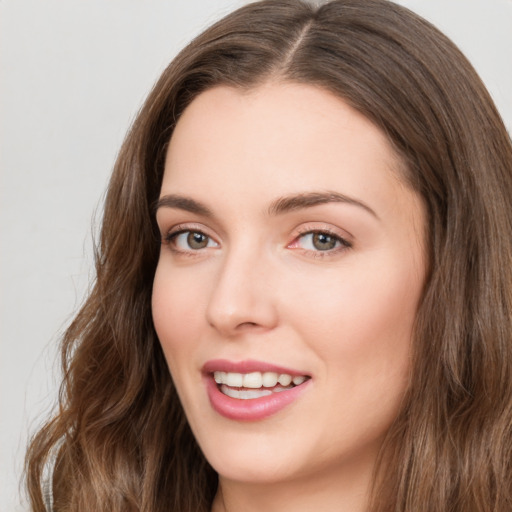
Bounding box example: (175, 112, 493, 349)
(152, 83, 425, 488)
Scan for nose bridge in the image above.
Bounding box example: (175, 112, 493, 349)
(206, 238, 277, 335)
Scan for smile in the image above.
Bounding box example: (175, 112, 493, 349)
(214, 371, 308, 399)
(203, 360, 312, 420)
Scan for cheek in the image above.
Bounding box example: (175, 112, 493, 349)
(151, 263, 206, 365)
(296, 267, 416, 329)
(288, 253, 421, 384)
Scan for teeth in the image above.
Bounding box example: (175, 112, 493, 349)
(213, 371, 308, 389)
(225, 372, 243, 387)
(243, 372, 262, 388)
(278, 374, 292, 386)
(220, 384, 293, 399)
(220, 385, 272, 399)
(213, 371, 226, 384)
(262, 372, 278, 387)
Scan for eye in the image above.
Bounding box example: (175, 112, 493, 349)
(166, 230, 218, 251)
(290, 230, 352, 253)
(301, 232, 340, 251)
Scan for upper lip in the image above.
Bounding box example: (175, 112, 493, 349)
(202, 359, 310, 377)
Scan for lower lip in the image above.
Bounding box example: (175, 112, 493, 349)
(205, 375, 311, 421)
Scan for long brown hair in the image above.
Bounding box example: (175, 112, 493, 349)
(26, 1, 512, 511)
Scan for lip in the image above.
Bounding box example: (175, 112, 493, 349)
(202, 358, 308, 376)
(202, 359, 311, 421)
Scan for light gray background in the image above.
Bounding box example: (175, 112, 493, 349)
(1, 1, 511, 510)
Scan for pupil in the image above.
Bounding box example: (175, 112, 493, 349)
(188, 232, 207, 249)
(313, 233, 336, 251)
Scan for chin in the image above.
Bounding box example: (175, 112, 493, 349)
(193, 424, 309, 484)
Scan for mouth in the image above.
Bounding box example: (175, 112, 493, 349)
(213, 371, 309, 400)
(202, 360, 312, 420)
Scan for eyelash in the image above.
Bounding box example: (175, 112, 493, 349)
(163, 225, 218, 256)
(162, 225, 352, 258)
(290, 227, 352, 258)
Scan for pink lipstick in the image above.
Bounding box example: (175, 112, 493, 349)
(202, 359, 311, 421)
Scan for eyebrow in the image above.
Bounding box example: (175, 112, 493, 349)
(268, 191, 379, 219)
(154, 190, 378, 219)
(153, 194, 213, 217)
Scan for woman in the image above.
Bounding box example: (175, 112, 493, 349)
(25, 0, 512, 511)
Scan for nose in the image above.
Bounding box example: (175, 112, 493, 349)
(205, 245, 279, 337)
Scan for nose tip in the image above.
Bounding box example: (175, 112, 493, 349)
(205, 256, 278, 337)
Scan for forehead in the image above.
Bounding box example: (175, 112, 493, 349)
(163, 83, 405, 198)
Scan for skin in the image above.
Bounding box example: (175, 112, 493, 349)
(152, 82, 426, 512)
